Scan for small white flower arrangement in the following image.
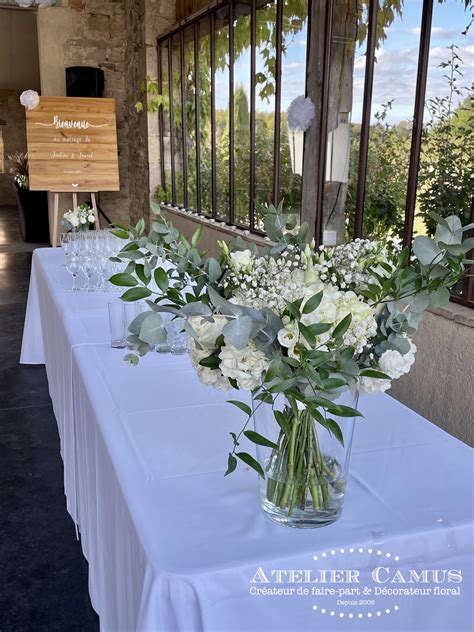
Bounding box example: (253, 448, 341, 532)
(63, 204, 95, 232)
(19, 90, 40, 111)
(14, 175, 29, 189)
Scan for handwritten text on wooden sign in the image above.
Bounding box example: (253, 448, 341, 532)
(26, 96, 120, 192)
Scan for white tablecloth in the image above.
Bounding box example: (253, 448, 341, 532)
(21, 248, 474, 632)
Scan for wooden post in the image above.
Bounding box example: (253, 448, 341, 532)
(90, 193, 100, 230)
(52, 193, 60, 247)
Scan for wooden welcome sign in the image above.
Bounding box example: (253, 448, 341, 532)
(25, 96, 120, 192)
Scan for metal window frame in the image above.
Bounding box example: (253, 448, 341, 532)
(353, 0, 378, 239)
(156, 0, 473, 306)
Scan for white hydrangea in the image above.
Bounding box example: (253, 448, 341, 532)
(187, 315, 226, 349)
(189, 347, 231, 391)
(300, 285, 377, 354)
(187, 316, 231, 390)
(219, 343, 269, 390)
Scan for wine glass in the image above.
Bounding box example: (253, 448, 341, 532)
(60, 232, 70, 265)
(96, 255, 109, 291)
(68, 232, 79, 257)
(81, 255, 95, 292)
(65, 255, 81, 292)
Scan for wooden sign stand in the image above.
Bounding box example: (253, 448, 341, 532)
(51, 191, 101, 247)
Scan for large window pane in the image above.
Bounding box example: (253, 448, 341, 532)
(360, 1, 422, 241)
(254, 0, 277, 228)
(215, 5, 230, 221)
(159, 41, 172, 203)
(279, 0, 308, 224)
(233, 0, 252, 226)
(415, 0, 473, 237)
(416, 0, 473, 300)
(171, 34, 184, 205)
(198, 18, 213, 216)
(184, 27, 197, 210)
(321, 0, 359, 245)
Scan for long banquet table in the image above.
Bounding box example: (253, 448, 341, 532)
(20, 248, 473, 632)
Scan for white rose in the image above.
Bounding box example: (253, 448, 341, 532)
(20, 89, 40, 110)
(358, 375, 392, 396)
(88, 214, 95, 224)
(379, 342, 416, 380)
(277, 323, 299, 349)
(229, 249, 253, 272)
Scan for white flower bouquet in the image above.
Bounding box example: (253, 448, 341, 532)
(109, 205, 472, 526)
(63, 204, 95, 232)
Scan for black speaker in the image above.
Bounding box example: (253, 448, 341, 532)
(66, 66, 105, 98)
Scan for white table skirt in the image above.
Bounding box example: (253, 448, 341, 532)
(21, 248, 474, 632)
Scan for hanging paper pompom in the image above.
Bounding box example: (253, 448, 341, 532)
(287, 96, 316, 132)
(20, 90, 40, 111)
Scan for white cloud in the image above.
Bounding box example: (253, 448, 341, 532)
(282, 61, 305, 73)
(409, 26, 462, 39)
(352, 43, 472, 122)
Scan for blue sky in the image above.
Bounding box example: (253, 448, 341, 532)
(352, 0, 473, 123)
(216, 0, 472, 123)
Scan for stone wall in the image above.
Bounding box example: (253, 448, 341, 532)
(0, 90, 27, 206)
(36, 0, 175, 226)
(390, 306, 474, 446)
(61, 1, 130, 224)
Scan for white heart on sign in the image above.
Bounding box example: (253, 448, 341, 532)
(72, 183, 79, 188)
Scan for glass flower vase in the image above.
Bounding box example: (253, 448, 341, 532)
(252, 391, 358, 528)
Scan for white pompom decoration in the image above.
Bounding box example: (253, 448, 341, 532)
(287, 95, 316, 132)
(36, 0, 56, 7)
(20, 90, 40, 111)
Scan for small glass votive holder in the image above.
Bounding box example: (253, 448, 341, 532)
(169, 318, 188, 355)
(155, 312, 172, 354)
(108, 300, 126, 349)
(123, 301, 140, 349)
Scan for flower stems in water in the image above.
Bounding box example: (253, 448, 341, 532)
(265, 407, 331, 515)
